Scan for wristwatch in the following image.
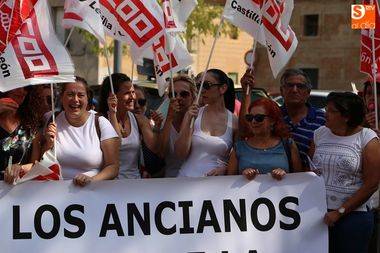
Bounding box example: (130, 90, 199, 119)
(337, 207, 346, 215)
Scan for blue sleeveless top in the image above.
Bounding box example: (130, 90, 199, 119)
(235, 140, 289, 175)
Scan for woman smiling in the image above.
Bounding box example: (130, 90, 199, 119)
(44, 77, 120, 186)
(227, 98, 302, 180)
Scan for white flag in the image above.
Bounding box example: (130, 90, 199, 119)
(147, 34, 193, 96)
(162, 0, 197, 33)
(63, 0, 106, 44)
(172, 0, 197, 27)
(223, 0, 266, 45)
(0, 0, 38, 54)
(15, 149, 62, 184)
(0, 0, 75, 92)
(262, 0, 298, 77)
(62, 0, 164, 61)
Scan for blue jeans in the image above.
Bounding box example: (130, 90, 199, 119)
(329, 211, 374, 253)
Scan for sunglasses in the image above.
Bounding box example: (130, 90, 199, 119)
(196, 81, 222, 90)
(245, 114, 268, 123)
(171, 90, 190, 98)
(283, 82, 309, 90)
(136, 98, 147, 107)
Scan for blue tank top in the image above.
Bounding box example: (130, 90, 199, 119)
(235, 140, 289, 175)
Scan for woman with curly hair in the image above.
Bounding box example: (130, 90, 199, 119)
(227, 98, 303, 180)
(1, 86, 44, 183)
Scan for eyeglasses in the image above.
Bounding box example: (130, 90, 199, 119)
(171, 90, 190, 98)
(136, 98, 147, 107)
(245, 114, 268, 123)
(283, 82, 309, 90)
(196, 81, 222, 90)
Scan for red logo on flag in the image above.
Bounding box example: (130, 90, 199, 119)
(262, 0, 295, 51)
(153, 35, 178, 76)
(0, 2, 11, 52)
(11, 8, 58, 79)
(162, 0, 177, 29)
(101, 0, 162, 47)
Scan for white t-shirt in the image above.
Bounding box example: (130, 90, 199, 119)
(119, 112, 141, 179)
(312, 126, 378, 211)
(164, 124, 184, 177)
(178, 106, 234, 177)
(55, 112, 118, 179)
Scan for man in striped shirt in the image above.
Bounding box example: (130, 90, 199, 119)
(279, 69, 326, 167)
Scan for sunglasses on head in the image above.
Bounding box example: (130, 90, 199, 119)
(283, 82, 309, 90)
(196, 81, 222, 90)
(171, 90, 190, 98)
(245, 114, 268, 123)
(136, 98, 146, 106)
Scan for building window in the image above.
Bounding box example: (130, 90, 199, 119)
(301, 68, 319, 89)
(304, 15, 319, 37)
(228, 72, 238, 85)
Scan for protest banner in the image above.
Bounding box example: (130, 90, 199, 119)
(0, 173, 328, 253)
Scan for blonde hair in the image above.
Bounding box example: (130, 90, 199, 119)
(172, 74, 197, 98)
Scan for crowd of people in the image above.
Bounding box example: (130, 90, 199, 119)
(0, 68, 379, 253)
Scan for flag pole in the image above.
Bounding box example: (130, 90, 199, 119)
(5, 1, 16, 44)
(370, 0, 379, 130)
(191, 16, 225, 128)
(246, 39, 257, 95)
(131, 61, 134, 84)
(104, 46, 115, 95)
(64, 27, 75, 47)
(50, 83, 57, 159)
(167, 33, 175, 98)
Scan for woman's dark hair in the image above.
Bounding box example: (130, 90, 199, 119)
(61, 76, 89, 94)
(206, 69, 235, 113)
(327, 92, 365, 128)
(134, 84, 147, 100)
(99, 73, 131, 115)
(363, 81, 380, 100)
(0, 86, 43, 133)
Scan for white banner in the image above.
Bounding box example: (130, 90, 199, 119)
(0, 0, 75, 92)
(0, 173, 327, 253)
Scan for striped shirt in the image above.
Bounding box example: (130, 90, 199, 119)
(281, 104, 326, 167)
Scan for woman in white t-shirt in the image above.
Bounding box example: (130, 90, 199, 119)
(175, 69, 238, 177)
(44, 77, 120, 186)
(309, 92, 380, 253)
(99, 74, 156, 179)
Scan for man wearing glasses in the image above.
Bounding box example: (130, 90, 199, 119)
(240, 68, 325, 169)
(279, 69, 325, 168)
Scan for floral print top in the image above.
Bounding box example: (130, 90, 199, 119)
(0, 126, 34, 180)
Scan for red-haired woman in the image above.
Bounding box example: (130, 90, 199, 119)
(227, 98, 303, 180)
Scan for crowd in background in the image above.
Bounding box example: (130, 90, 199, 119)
(0, 68, 379, 253)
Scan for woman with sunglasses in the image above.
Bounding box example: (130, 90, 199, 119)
(99, 74, 157, 179)
(175, 69, 238, 177)
(309, 92, 380, 253)
(227, 98, 302, 180)
(156, 75, 197, 177)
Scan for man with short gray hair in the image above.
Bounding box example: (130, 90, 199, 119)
(279, 68, 325, 167)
